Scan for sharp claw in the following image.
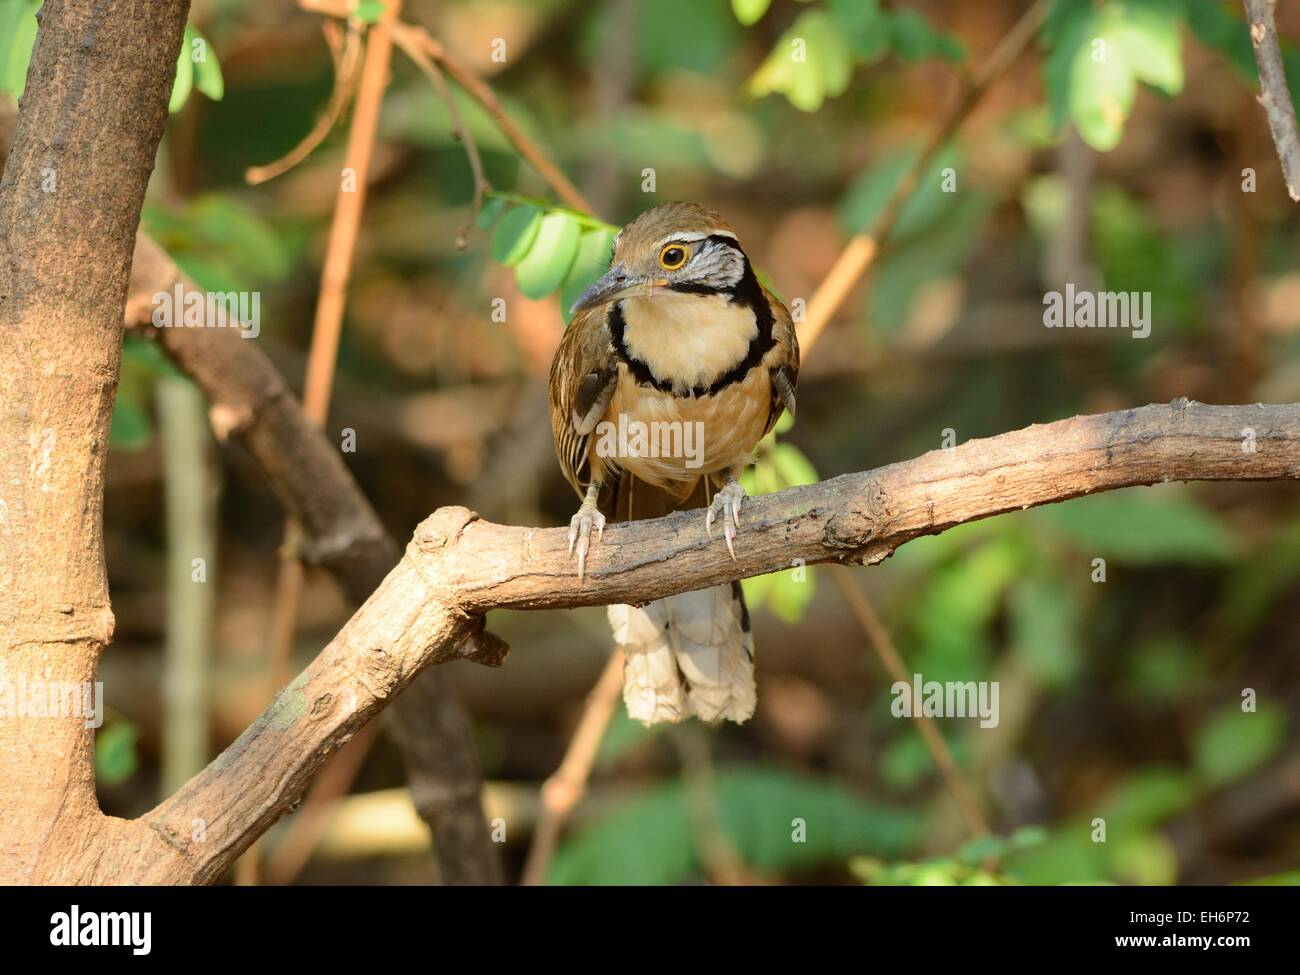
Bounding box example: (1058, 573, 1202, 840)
(568, 497, 604, 583)
(705, 482, 746, 558)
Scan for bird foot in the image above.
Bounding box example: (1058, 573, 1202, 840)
(567, 497, 606, 582)
(705, 480, 745, 561)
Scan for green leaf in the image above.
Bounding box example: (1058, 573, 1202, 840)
(95, 721, 140, 786)
(188, 196, 290, 281)
(353, 0, 388, 24)
(1090, 184, 1198, 327)
(1009, 577, 1082, 687)
(549, 765, 919, 884)
(1100, 767, 1197, 828)
(748, 10, 854, 112)
(730, 0, 771, 27)
(1110, 6, 1183, 94)
(1124, 636, 1200, 701)
(767, 442, 819, 488)
(826, 0, 889, 63)
(1041, 0, 1184, 151)
(766, 567, 815, 624)
(1110, 832, 1178, 885)
(475, 196, 507, 229)
(169, 27, 195, 114)
(1182, 0, 1256, 77)
(880, 728, 939, 791)
(490, 205, 542, 267)
(0, 0, 38, 96)
(910, 534, 1027, 675)
(1194, 702, 1286, 787)
(888, 8, 964, 63)
(559, 228, 616, 315)
(191, 29, 224, 101)
(515, 212, 581, 300)
(1068, 36, 1136, 151)
(621, 0, 741, 81)
(839, 147, 961, 242)
(1032, 489, 1235, 564)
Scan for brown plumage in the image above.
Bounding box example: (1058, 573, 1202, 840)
(548, 202, 799, 724)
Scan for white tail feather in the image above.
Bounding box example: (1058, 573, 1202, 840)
(609, 582, 755, 726)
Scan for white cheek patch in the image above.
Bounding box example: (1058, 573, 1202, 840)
(680, 243, 744, 290)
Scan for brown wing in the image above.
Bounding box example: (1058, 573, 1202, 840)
(548, 305, 619, 499)
(762, 285, 800, 435)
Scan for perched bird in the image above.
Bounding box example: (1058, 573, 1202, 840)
(548, 202, 799, 725)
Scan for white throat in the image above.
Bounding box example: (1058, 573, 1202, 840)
(620, 291, 757, 392)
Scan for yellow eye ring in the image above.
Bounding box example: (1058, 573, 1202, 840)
(659, 244, 690, 270)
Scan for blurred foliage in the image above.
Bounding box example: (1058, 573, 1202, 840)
(746, 0, 962, 111)
(95, 719, 140, 788)
(548, 765, 918, 884)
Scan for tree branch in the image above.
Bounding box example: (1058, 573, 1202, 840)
(1244, 0, 1300, 201)
(0, 0, 191, 885)
(85, 399, 1297, 883)
(124, 237, 503, 884)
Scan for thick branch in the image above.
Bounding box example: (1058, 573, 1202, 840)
(125, 237, 502, 884)
(0, 0, 190, 884)
(93, 399, 1297, 883)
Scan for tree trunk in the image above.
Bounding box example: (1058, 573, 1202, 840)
(0, 0, 191, 883)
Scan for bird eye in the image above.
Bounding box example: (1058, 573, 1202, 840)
(658, 244, 689, 270)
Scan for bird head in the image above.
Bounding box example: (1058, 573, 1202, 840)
(569, 202, 750, 315)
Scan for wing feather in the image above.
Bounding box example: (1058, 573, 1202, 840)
(761, 285, 800, 435)
(548, 306, 618, 497)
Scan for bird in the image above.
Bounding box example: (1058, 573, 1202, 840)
(548, 202, 799, 726)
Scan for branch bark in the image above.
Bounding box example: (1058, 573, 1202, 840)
(1244, 0, 1300, 201)
(64, 399, 1300, 883)
(0, 0, 191, 883)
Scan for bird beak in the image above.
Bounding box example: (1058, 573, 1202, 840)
(569, 265, 661, 315)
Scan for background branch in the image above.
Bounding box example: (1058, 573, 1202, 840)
(1244, 0, 1300, 201)
(124, 237, 503, 885)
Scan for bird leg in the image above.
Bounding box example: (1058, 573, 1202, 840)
(567, 483, 606, 583)
(705, 473, 745, 561)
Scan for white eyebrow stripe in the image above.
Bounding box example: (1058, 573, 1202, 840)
(655, 230, 737, 247)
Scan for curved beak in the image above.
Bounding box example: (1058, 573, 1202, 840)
(569, 265, 660, 315)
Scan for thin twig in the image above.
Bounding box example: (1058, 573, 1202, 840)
(392, 25, 492, 248)
(671, 725, 750, 885)
(302, 0, 595, 214)
(799, 0, 1049, 354)
(829, 565, 991, 839)
(401, 24, 594, 215)
(249, 0, 405, 885)
(520, 650, 625, 885)
(1243, 0, 1300, 201)
(245, 20, 364, 186)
